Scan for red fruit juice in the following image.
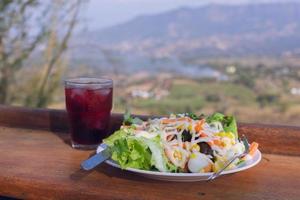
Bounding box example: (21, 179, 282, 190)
(65, 86, 113, 146)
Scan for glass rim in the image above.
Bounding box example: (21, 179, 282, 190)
(64, 77, 113, 87)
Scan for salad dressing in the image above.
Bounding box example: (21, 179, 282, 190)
(103, 112, 259, 173)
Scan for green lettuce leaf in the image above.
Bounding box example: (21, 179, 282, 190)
(103, 129, 129, 146)
(206, 113, 238, 139)
(104, 129, 177, 172)
(109, 136, 152, 170)
(206, 112, 225, 123)
(144, 136, 178, 172)
(123, 110, 143, 125)
(223, 116, 238, 138)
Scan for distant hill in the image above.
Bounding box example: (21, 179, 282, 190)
(80, 3, 300, 57)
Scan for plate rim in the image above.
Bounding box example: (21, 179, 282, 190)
(104, 150, 262, 177)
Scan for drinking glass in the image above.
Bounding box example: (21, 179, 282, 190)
(65, 77, 113, 149)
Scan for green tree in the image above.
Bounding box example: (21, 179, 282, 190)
(0, 0, 83, 107)
(0, 0, 47, 104)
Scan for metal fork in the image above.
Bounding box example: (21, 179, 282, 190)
(207, 135, 250, 181)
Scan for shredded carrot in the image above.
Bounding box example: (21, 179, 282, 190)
(195, 119, 205, 133)
(200, 133, 208, 137)
(202, 163, 213, 173)
(207, 139, 223, 147)
(199, 130, 224, 147)
(248, 142, 259, 156)
(213, 140, 223, 147)
(241, 142, 259, 160)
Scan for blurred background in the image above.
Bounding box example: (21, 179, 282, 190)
(1, 0, 300, 125)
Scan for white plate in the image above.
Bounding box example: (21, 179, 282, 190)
(99, 147, 262, 182)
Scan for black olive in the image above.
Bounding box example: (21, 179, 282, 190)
(182, 130, 192, 142)
(198, 142, 214, 157)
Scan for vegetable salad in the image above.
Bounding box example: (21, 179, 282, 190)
(103, 112, 259, 173)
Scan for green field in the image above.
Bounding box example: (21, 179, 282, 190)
(121, 79, 256, 115)
(112, 74, 300, 126)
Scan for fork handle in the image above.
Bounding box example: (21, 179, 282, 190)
(208, 153, 245, 181)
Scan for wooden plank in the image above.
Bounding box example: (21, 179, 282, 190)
(0, 105, 69, 132)
(0, 105, 124, 133)
(0, 126, 299, 200)
(0, 106, 300, 156)
(238, 123, 300, 156)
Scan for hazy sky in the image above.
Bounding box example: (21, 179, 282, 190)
(83, 0, 300, 30)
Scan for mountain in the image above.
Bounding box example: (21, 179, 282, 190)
(80, 3, 300, 58)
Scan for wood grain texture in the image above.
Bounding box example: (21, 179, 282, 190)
(0, 105, 69, 132)
(0, 126, 299, 200)
(238, 123, 300, 156)
(0, 106, 300, 199)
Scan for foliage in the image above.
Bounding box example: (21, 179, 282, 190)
(0, 0, 83, 107)
(0, 0, 47, 104)
(256, 94, 280, 107)
(205, 94, 220, 102)
(132, 97, 204, 115)
(234, 69, 255, 89)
